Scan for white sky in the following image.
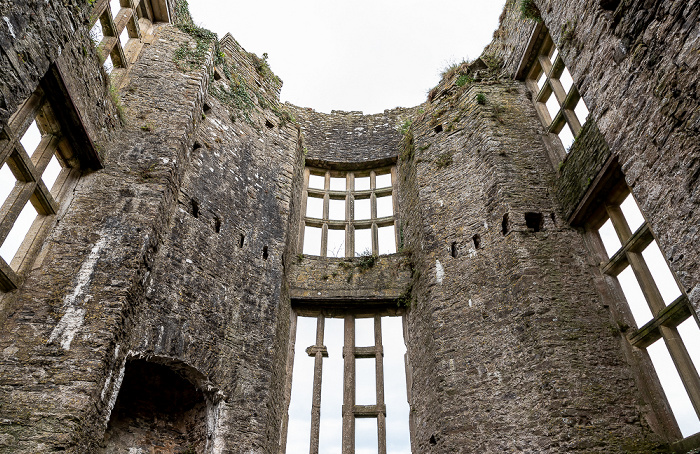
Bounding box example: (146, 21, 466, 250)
(1, 0, 700, 442)
(287, 316, 409, 453)
(188, 0, 508, 114)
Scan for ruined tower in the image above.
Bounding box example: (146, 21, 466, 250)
(0, 0, 699, 452)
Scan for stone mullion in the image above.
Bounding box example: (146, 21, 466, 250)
(374, 315, 387, 454)
(342, 315, 356, 454)
(370, 171, 378, 255)
(0, 255, 20, 291)
(391, 167, 399, 251)
(308, 315, 327, 454)
(298, 168, 310, 254)
(0, 183, 36, 246)
(658, 325, 700, 420)
(346, 173, 354, 258)
(322, 172, 330, 257)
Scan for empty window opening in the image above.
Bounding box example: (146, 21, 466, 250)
(286, 314, 410, 453)
(328, 198, 346, 221)
(110, 0, 122, 18)
(451, 242, 458, 258)
(377, 224, 396, 255)
(20, 120, 41, 154)
(0, 203, 38, 266)
(329, 176, 346, 191)
(434, 124, 443, 133)
(119, 25, 129, 48)
(213, 70, 222, 81)
(589, 182, 700, 440)
(308, 174, 325, 190)
(302, 167, 397, 258)
(103, 359, 207, 452)
(501, 213, 509, 235)
(104, 55, 115, 74)
(525, 30, 591, 157)
(354, 229, 372, 257)
(524, 212, 543, 232)
(190, 198, 199, 218)
(354, 197, 371, 220)
(239, 233, 245, 248)
(1, 83, 86, 285)
(376, 195, 393, 218)
(355, 176, 371, 191)
(303, 226, 322, 255)
(203, 103, 212, 114)
(262, 246, 269, 260)
(375, 173, 392, 189)
(647, 340, 700, 437)
(472, 234, 481, 250)
(213, 216, 221, 234)
(429, 434, 438, 445)
(327, 228, 346, 258)
(306, 196, 324, 219)
(265, 119, 275, 129)
(192, 141, 202, 153)
(0, 163, 16, 209)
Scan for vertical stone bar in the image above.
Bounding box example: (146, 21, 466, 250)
(374, 315, 387, 454)
(309, 315, 326, 454)
(342, 315, 355, 454)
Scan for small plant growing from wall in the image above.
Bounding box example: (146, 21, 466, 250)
(476, 92, 486, 105)
(456, 74, 474, 87)
(520, 0, 542, 22)
(435, 152, 453, 168)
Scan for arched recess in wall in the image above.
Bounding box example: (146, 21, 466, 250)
(102, 357, 214, 453)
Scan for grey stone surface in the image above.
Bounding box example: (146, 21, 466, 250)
(0, 0, 698, 452)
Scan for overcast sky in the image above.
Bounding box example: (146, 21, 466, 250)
(188, 0, 507, 114)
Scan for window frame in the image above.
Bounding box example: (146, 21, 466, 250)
(576, 164, 700, 444)
(0, 69, 98, 292)
(299, 167, 398, 258)
(89, 0, 170, 77)
(522, 29, 590, 161)
(282, 304, 409, 454)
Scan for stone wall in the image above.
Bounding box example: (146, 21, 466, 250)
(0, 0, 698, 452)
(290, 106, 415, 169)
(397, 72, 668, 452)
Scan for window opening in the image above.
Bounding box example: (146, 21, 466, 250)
(355, 176, 371, 191)
(309, 174, 325, 190)
(303, 226, 322, 256)
(89, 0, 166, 77)
(355, 228, 372, 257)
(327, 228, 346, 258)
(589, 183, 700, 439)
(377, 225, 397, 255)
(300, 167, 398, 258)
(354, 198, 371, 221)
(1, 82, 90, 290)
(525, 30, 590, 155)
(285, 313, 410, 454)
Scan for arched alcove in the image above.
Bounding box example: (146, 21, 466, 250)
(102, 359, 208, 453)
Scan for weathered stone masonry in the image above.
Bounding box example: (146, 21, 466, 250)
(0, 0, 698, 453)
